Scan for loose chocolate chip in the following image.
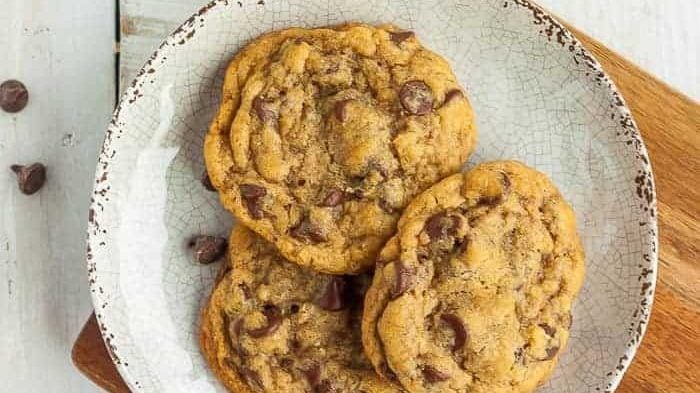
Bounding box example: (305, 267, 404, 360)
(390, 261, 413, 300)
(290, 216, 327, 243)
(425, 213, 460, 240)
(189, 235, 227, 264)
(321, 188, 345, 207)
(399, 80, 434, 115)
(240, 367, 264, 389)
(252, 95, 276, 123)
(540, 346, 559, 361)
(317, 276, 347, 311)
(443, 89, 464, 105)
(390, 30, 415, 44)
(539, 323, 557, 337)
(334, 99, 351, 122)
(10, 163, 46, 195)
(248, 305, 282, 338)
(0, 80, 29, 113)
(440, 313, 469, 351)
(239, 184, 267, 219)
(421, 365, 450, 383)
(201, 170, 216, 191)
(304, 363, 322, 387)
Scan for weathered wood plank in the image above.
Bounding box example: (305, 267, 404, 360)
(0, 1, 116, 392)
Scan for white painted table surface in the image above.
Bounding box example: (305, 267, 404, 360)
(0, 0, 697, 392)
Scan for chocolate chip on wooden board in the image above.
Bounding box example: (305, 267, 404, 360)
(189, 235, 227, 264)
(0, 79, 29, 113)
(10, 163, 46, 195)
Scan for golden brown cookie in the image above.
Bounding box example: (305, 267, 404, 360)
(362, 161, 585, 393)
(200, 226, 404, 393)
(204, 24, 477, 274)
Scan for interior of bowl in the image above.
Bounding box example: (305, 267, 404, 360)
(87, 1, 657, 392)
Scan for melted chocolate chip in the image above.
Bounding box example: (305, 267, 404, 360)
(239, 283, 253, 300)
(334, 99, 351, 122)
(317, 276, 348, 311)
(290, 216, 327, 243)
(239, 184, 267, 219)
(421, 365, 450, 383)
(540, 346, 559, 361)
(229, 318, 244, 340)
(201, 170, 216, 191)
(378, 199, 395, 214)
(425, 212, 460, 240)
(304, 363, 322, 386)
(399, 80, 434, 115)
(0, 80, 29, 113)
(390, 30, 415, 44)
(321, 188, 345, 207)
(477, 172, 512, 206)
(539, 323, 557, 337)
(315, 380, 337, 393)
(443, 89, 464, 105)
(10, 163, 46, 195)
(440, 313, 469, 351)
(240, 367, 263, 389)
(252, 95, 276, 123)
(390, 261, 413, 300)
(280, 358, 294, 369)
(189, 235, 227, 264)
(247, 305, 282, 338)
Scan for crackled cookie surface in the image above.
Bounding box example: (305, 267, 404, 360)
(204, 24, 477, 274)
(200, 226, 404, 393)
(362, 161, 585, 393)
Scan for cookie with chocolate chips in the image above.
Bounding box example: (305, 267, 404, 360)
(204, 24, 477, 274)
(362, 161, 585, 393)
(200, 226, 404, 393)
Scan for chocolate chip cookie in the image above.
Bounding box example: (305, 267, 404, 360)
(204, 24, 477, 274)
(200, 226, 404, 393)
(362, 161, 585, 393)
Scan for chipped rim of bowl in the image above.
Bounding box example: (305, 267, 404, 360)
(85, 0, 659, 391)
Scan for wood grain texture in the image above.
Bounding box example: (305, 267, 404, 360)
(71, 10, 700, 392)
(0, 1, 116, 392)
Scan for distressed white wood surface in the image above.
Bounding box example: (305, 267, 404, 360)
(0, 0, 115, 392)
(0, 1, 697, 392)
(119, 0, 700, 100)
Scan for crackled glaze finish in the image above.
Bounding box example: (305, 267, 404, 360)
(87, 1, 657, 392)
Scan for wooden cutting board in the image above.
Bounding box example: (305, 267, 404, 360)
(71, 20, 700, 393)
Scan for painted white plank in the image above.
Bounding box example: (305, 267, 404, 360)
(0, 0, 116, 392)
(120, 0, 700, 100)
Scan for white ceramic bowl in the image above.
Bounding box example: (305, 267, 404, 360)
(87, 1, 658, 392)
